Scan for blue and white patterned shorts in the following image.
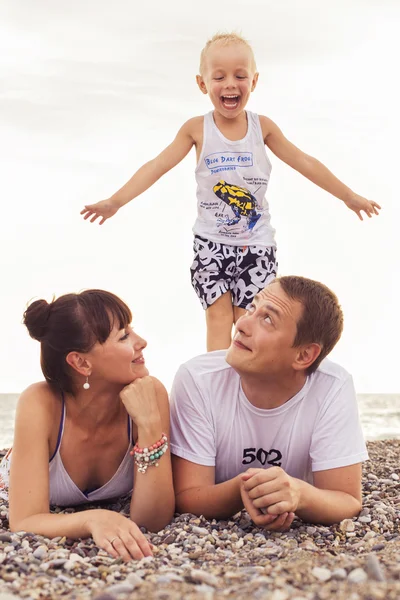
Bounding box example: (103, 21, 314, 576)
(190, 236, 278, 309)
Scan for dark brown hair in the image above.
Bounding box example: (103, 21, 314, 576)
(23, 289, 132, 393)
(276, 276, 344, 374)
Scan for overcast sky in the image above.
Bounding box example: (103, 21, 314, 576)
(0, 0, 398, 393)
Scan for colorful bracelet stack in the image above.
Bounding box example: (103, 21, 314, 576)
(131, 433, 168, 474)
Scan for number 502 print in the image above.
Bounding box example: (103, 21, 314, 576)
(242, 447, 282, 467)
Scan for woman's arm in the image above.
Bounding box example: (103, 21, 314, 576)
(122, 378, 175, 532)
(9, 384, 152, 562)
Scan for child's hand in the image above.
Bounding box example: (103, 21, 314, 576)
(344, 194, 381, 221)
(80, 199, 120, 225)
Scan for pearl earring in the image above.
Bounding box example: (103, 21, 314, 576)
(83, 376, 90, 390)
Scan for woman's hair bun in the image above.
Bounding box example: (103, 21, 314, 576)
(23, 299, 52, 342)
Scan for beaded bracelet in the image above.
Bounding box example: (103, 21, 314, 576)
(131, 433, 168, 474)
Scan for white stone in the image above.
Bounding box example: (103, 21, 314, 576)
(312, 567, 332, 582)
(339, 518, 355, 532)
(348, 568, 368, 583)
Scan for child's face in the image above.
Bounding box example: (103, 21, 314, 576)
(197, 42, 258, 119)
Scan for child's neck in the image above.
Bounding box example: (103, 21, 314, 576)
(212, 109, 248, 141)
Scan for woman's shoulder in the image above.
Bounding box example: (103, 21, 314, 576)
(17, 382, 62, 421)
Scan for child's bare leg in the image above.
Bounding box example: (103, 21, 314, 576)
(206, 292, 234, 351)
(233, 305, 246, 324)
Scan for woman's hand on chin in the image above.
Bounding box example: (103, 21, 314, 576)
(84, 509, 153, 562)
(119, 376, 162, 432)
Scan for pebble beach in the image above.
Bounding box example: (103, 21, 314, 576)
(0, 439, 399, 600)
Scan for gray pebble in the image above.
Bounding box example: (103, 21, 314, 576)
(366, 553, 386, 581)
(306, 526, 316, 535)
(32, 546, 48, 560)
(358, 516, 371, 524)
(371, 543, 386, 551)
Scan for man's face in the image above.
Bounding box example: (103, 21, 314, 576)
(226, 282, 304, 377)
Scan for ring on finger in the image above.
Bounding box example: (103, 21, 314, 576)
(110, 537, 119, 545)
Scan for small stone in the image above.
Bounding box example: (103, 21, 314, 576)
(32, 546, 48, 560)
(163, 533, 176, 544)
(270, 591, 290, 600)
(312, 567, 331, 582)
(339, 519, 355, 532)
(106, 583, 134, 594)
(348, 568, 368, 583)
(48, 558, 68, 569)
(68, 552, 84, 562)
(366, 553, 385, 581)
(192, 526, 209, 537)
(126, 573, 143, 587)
(331, 568, 347, 580)
(0, 533, 12, 543)
(358, 516, 372, 524)
(306, 526, 316, 535)
(391, 473, 399, 480)
(371, 543, 385, 551)
(187, 569, 219, 587)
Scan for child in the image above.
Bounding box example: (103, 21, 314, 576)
(81, 32, 380, 352)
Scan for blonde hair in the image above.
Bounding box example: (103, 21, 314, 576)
(199, 32, 257, 75)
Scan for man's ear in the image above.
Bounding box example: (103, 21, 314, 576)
(251, 72, 259, 92)
(196, 74, 208, 95)
(66, 352, 92, 377)
(292, 343, 321, 372)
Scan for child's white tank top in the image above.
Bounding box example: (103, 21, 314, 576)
(193, 111, 276, 247)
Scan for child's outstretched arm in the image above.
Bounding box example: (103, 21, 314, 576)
(81, 120, 197, 225)
(260, 116, 381, 221)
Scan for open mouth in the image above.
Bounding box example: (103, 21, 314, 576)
(132, 356, 145, 364)
(221, 95, 240, 109)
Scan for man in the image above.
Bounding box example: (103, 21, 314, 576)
(170, 276, 368, 530)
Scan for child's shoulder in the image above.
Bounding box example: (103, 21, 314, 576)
(180, 115, 205, 142)
(256, 114, 276, 140)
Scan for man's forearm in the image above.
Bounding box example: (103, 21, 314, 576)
(296, 479, 362, 525)
(176, 476, 243, 520)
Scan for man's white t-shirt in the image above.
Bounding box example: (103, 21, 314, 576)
(170, 352, 368, 484)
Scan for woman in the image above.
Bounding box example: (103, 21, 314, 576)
(0, 289, 174, 561)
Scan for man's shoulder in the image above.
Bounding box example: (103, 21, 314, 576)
(315, 358, 351, 383)
(178, 350, 234, 381)
(309, 358, 353, 400)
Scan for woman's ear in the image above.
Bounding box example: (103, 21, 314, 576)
(66, 352, 92, 377)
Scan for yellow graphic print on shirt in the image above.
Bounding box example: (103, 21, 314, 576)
(213, 180, 261, 231)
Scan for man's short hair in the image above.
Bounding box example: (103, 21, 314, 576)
(276, 276, 344, 373)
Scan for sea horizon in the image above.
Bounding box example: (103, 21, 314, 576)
(1, 392, 399, 449)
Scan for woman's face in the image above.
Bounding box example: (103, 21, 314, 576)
(88, 323, 149, 386)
